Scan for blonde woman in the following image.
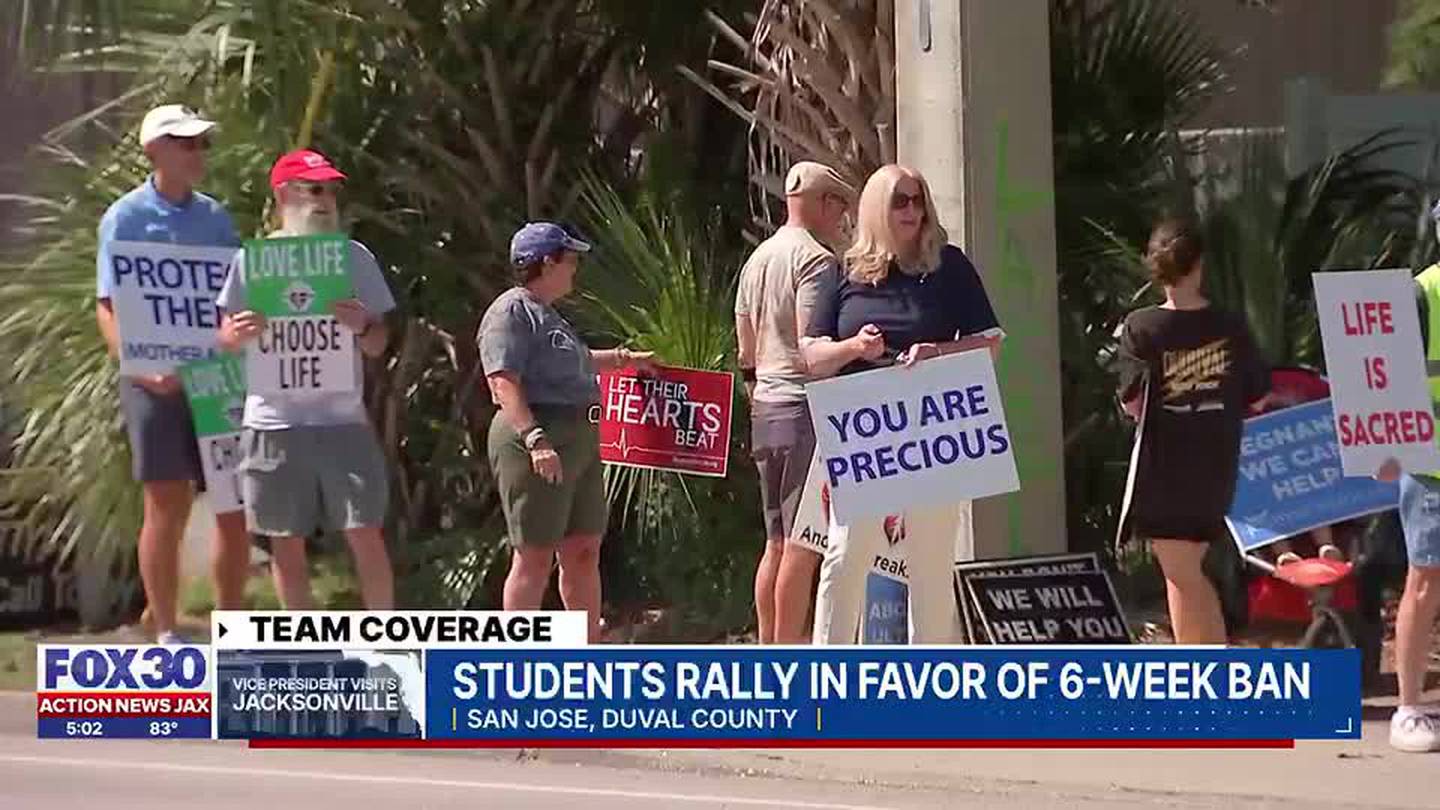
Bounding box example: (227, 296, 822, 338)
(801, 164, 1003, 643)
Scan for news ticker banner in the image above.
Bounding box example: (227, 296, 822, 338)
(37, 614, 1362, 746)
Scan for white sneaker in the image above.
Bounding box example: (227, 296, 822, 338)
(155, 630, 189, 646)
(1390, 709, 1440, 752)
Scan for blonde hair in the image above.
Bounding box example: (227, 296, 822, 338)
(844, 165, 948, 285)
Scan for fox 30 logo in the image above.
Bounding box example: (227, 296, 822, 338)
(39, 645, 210, 691)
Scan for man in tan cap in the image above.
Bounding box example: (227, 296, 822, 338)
(736, 160, 868, 644)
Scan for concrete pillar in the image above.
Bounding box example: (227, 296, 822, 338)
(895, 0, 1066, 560)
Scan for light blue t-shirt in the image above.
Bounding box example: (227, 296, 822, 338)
(96, 176, 239, 299)
(216, 238, 397, 430)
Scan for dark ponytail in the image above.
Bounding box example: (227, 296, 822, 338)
(1144, 217, 1204, 285)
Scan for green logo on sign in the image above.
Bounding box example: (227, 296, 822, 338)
(243, 233, 354, 317)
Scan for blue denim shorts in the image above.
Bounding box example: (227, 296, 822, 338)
(1398, 474, 1440, 568)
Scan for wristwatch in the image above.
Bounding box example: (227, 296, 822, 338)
(522, 426, 548, 450)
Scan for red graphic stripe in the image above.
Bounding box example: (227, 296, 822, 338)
(250, 738, 1294, 750)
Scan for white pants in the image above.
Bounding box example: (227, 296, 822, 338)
(812, 502, 965, 644)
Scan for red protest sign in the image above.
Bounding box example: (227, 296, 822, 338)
(595, 365, 734, 477)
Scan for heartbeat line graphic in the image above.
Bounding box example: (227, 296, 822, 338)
(599, 428, 637, 459)
(598, 427, 723, 469)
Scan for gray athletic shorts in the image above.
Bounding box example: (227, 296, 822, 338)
(750, 399, 815, 540)
(118, 378, 205, 486)
(238, 424, 388, 537)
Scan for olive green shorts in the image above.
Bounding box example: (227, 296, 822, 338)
(488, 407, 608, 548)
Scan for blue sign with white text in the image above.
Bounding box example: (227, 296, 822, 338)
(424, 647, 1360, 743)
(863, 574, 909, 644)
(1227, 400, 1397, 551)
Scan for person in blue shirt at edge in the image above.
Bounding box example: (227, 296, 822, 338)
(1374, 199, 1440, 753)
(801, 164, 1004, 644)
(94, 104, 251, 643)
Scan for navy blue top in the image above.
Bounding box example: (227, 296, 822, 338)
(806, 245, 1001, 375)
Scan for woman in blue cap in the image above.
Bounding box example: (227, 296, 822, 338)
(477, 222, 656, 642)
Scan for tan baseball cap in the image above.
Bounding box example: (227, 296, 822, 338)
(784, 161, 853, 198)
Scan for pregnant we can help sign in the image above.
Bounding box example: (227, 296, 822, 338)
(804, 349, 1020, 524)
(243, 234, 356, 395)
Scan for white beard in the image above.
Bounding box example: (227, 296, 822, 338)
(281, 204, 341, 236)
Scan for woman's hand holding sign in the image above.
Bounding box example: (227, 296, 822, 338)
(134, 374, 182, 395)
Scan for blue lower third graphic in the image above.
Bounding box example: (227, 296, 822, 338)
(424, 648, 1361, 743)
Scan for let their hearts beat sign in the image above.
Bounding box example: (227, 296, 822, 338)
(179, 354, 246, 514)
(1313, 270, 1440, 476)
(243, 234, 356, 395)
(804, 350, 1020, 524)
(106, 241, 236, 375)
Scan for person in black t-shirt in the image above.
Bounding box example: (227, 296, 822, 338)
(1116, 217, 1269, 644)
(803, 164, 1004, 644)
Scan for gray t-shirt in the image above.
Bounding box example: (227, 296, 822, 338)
(477, 287, 598, 406)
(216, 238, 396, 429)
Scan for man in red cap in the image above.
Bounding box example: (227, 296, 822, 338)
(216, 149, 396, 609)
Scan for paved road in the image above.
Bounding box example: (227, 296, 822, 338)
(0, 694, 1417, 809)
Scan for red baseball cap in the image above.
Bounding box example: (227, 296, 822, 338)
(269, 149, 347, 189)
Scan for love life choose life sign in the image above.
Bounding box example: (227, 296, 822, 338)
(179, 354, 246, 514)
(243, 234, 356, 395)
(804, 349, 1020, 524)
(106, 241, 237, 376)
(1313, 270, 1440, 476)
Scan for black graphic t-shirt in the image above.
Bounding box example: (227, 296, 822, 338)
(1117, 305, 1270, 526)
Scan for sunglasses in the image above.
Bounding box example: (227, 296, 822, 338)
(167, 135, 211, 152)
(287, 181, 343, 198)
(891, 192, 925, 211)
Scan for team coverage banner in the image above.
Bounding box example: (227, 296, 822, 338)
(595, 365, 733, 477)
(105, 241, 236, 376)
(243, 234, 356, 395)
(805, 350, 1020, 524)
(1226, 399, 1398, 551)
(179, 354, 247, 514)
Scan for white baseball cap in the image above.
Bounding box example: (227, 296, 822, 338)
(139, 104, 216, 146)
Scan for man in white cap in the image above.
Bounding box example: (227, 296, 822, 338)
(95, 104, 251, 643)
(736, 160, 865, 643)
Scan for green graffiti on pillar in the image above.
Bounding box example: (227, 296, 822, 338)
(989, 119, 1058, 557)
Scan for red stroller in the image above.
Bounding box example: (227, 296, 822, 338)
(1241, 367, 1362, 648)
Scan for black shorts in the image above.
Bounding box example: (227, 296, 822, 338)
(750, 400, 815, 541)
(1132, 514, 1227, 544)
(118, 378, 205, 488)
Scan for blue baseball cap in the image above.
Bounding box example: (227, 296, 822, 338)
(509, 222, 592, 265)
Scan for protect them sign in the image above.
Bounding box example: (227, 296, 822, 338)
(179, 354, 247, 514)
(105, 241, 236, 376)
(243, 234, 356, 395)
(953, 553, 1128, 645)
(595, 365, 733, 477)
(804, 349, 1019, 523)
(1226, 399, 1398, 551)
(1313, 270, 1440, 476)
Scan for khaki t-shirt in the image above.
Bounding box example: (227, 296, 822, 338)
(735, 226, 839, 403)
